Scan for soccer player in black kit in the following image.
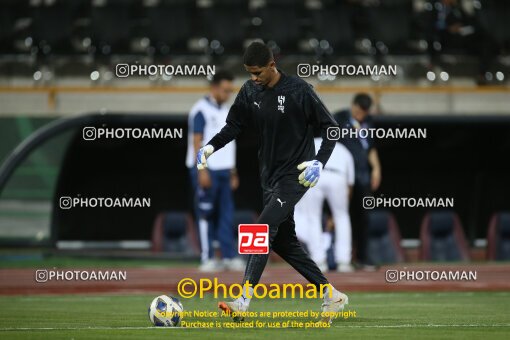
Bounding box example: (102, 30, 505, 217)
(196, 42, 348, 324)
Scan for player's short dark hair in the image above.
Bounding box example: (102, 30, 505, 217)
(211, 70, 234, 85)
(243, 42, 273, 67)
(352, 93, 373, 112)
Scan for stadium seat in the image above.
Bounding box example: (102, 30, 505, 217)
(365, 0, 413, 54)
(233, 209, 258, 227)
(0, 0, 23, 54)
(419, 210, 470, 261)
(476, 0, 510, 50)
(308, 0, 355, 56)
(251, 0, 304, 52)
(366, 209, 405, 265)
(139, 0, 195, 56)
(88, 0, 136, 56)
(486, 211, 510, 261)
(30, 0, 86, 57)
(0, 0, 36, 54)
(196, 0, 249, 55)
(151, 212, 200, 256)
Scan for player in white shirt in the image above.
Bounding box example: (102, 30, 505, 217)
(294, 138, 355, 272)
(185, 70, 243, 272)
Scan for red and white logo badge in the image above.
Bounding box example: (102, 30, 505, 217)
(238, 224, 269, 254)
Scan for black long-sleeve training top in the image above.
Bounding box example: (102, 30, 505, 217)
(207, 71, 338, 189)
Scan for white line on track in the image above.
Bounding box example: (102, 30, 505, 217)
(1, 324, 510, 331)
(335, 324, 510, 328)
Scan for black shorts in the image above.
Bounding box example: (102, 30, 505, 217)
(258, 178, 308, 245)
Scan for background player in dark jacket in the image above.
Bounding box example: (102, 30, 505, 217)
(335, 93, 382, 268)
(196, 42, 347, 324)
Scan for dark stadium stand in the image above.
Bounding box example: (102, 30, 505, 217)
(0, 0, 508, 81)
(1, 113, 510, 247)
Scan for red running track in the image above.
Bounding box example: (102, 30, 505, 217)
(0, 263, 509, 295)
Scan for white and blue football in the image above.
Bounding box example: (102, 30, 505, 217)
(148, 295, 184, 327)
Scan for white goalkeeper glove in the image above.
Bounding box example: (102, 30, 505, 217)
(297, 160, 323, 188)
(196, 145, 215, 170)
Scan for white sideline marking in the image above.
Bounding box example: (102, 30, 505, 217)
(336, 324, 510, 328)
(1, 324, 510, 331)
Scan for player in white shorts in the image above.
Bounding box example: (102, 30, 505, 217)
(294, 137, 355, 272)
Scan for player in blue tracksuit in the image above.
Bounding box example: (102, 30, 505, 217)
(186, 70, 243, 272)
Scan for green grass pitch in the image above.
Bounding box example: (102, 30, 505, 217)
(0, 292, 509, 339)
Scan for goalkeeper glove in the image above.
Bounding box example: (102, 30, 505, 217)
(297, 160, 323, 188)
(196, 145, 214, 170)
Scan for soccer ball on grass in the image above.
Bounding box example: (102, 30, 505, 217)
(148, 295, 184, 327)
